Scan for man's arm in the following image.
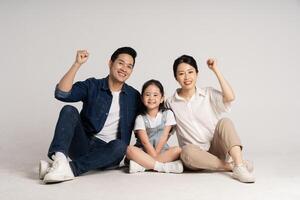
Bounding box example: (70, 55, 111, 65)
(207, 58, 235, 103)
(58, 50, 89, 92)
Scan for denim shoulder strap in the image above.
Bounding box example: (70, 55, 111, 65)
(142, 114, 151, 129)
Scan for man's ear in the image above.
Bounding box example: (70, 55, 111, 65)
(108, 60, 113, 68)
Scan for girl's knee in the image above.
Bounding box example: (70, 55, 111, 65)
(173, 146, 182, 155)
(126, 145, 136, 158)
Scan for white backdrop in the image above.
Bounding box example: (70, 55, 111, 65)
(0, 0, 299, 161)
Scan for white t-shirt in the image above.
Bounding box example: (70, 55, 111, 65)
(95, 91, 120, 143)
(166, 87, 231, 151)
(134, 110, 176, 131)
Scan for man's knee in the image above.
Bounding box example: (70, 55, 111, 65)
(60, 105, 79, 114)
(108, 139, 127, 158)
(59, 105, 80, 120)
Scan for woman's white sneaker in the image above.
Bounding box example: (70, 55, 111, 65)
(230, 160, 254, 173)
(232, 164, 255, 183)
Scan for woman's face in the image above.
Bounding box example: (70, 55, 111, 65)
(176, 63, 198, 90)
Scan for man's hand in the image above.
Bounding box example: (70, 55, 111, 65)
(207, 58, 217, 72)
(57, 50, 89, 92)
(75, 50, 89, 65)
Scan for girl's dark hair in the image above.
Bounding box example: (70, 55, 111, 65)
(173, 55, 198, 79)
(139, 79, 166, 115)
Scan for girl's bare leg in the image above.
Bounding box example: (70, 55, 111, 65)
(126, 146, 155, 169)
(155, 147, 182, 163)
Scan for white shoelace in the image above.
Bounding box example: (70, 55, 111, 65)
(48, 160, 59, 172)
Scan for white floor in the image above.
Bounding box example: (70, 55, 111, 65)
(1, 150, 300, 200)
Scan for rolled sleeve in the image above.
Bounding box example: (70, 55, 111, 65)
(55, 85, 72, 99)
(54, 78, 93, 103)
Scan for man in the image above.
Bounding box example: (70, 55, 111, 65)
(39, 47, 141, 183)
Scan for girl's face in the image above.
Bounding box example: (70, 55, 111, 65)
(142, 84, 164, 111)
(176, 63, 198, 90)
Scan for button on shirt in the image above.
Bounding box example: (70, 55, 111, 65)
(166, 87, 231, 151)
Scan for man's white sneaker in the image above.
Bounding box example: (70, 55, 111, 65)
(232, 164, 255, 183)
(129, 160, 145, 173)
(39, 160, 51, 180)
(164, 160, 184, 173)
(43, 159, 74, 183)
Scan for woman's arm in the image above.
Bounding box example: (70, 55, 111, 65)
(207, 58, 235, 103)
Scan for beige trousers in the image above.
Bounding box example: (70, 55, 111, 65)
(180, 118, 242, 170)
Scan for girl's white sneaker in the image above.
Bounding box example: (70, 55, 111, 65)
(129, 160, 145, 173)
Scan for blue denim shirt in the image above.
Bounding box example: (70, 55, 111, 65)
(55, 76, 141, 145)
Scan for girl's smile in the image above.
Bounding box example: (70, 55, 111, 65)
(142, 84, 164, 112)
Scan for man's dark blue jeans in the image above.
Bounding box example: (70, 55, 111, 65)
(48, 105, 127, 176)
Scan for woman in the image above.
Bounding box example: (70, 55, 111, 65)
(166, 55, 255, 183)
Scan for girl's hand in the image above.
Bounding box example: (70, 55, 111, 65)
(155, 148, 161, 155)
(207, 58, 218, 72)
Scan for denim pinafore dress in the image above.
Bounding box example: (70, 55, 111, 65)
(135, 111, 169, 152)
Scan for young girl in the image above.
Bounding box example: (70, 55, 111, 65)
(126, 79, 183, 173)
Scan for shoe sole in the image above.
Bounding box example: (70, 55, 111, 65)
(43, 176, 74, 184)
(232, 174, 255, 183)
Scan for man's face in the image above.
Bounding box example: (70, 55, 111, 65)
(109, 53, 134, 84)
(176, 63, 198, 90)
